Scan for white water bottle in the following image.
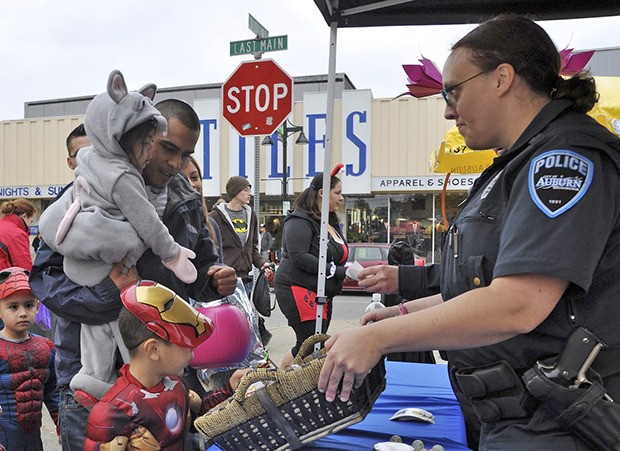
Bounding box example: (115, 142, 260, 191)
(365, 293, 385, 323)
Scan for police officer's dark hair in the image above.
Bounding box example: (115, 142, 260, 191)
(118, 306, 161, 356)
(66, 123, 87, 155)
(452, 15, 598, 113)
(155, 99, 200, 132)
(293, 172, 341, 228)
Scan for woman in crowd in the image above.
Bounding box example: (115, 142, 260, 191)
(319, 15, 620, 450)
(275, 165, 348, 367)
(182, 156, 223, 262)
(0, 198, 37, 270)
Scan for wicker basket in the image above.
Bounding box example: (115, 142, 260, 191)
(194, 334, 386, 450)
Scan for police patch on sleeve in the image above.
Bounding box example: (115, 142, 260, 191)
(528, 150, 593, 218)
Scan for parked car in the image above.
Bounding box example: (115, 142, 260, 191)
(342, 243, 389, 292)
(342, 242, 425, 292)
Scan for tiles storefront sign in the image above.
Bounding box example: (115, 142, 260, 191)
(192, 90, 372, 196)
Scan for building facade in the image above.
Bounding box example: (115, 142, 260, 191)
(7, 46, 619, 262)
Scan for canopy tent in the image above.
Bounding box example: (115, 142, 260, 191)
(312, 1, 620, 27)
(308, 0, 620, 335)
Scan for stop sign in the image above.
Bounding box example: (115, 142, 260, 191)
(222, 59, 293, 136)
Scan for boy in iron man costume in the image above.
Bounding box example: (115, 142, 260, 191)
(84, 280, 218, 450)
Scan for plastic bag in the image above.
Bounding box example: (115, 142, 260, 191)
(197, 278, 267, 382)
(35, 303, 53, 331)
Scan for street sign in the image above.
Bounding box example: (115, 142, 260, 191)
(248, 14, 269, 38)
(230, 35, 288, 57)
(222, 59, 293, 136)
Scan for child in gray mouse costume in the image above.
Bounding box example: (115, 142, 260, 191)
(39, 69, 197, 400)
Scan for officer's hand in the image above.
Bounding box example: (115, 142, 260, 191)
(318, 328, 382, 403)
(109, 259, 139, 291)
(208, 265, 237, 296)
(358, 265, 399, 294)
(360, 305, 401, 326)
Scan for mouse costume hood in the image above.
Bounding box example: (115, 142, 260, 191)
(84, 70, 167, 160)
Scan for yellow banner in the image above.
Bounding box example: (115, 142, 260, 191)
(589, 76, 620, 135)
(430, 131, 497, 174)
(431, 76, 620, 174)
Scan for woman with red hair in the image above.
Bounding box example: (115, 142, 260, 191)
(0, 199, 37, 270)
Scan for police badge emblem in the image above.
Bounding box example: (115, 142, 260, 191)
(528, 150, 593, 218)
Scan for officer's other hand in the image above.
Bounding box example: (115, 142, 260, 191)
(208, 265, 237, 296)
(110, 259, 139, 291)
(360, 304, 400, 326)
(358, 265, 399, 294)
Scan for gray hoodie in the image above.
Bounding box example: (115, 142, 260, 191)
(39, 70, 195, 286)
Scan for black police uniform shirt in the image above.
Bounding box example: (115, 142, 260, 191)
(440, 100, 620, 398)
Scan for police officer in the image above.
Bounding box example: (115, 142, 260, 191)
(318, 15, 620, 450)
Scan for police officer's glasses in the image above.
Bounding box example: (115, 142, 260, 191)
(441, 71, 487, 106)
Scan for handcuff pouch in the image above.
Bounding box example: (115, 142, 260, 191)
(455, 361, 536, 422)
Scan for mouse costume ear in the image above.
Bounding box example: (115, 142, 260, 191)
(331, 163, 344, 177)
(138, 83, 157, 101)
(107, 70, 128, 104)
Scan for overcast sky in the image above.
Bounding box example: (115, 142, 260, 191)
(1, 1, 619, 121)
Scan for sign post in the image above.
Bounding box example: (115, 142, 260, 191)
(227, 14, 292, 246)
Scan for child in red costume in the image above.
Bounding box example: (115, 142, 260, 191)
(84, 280, 250, 449)
(0, 267, 59, 450)
(84, 280, 216, 450)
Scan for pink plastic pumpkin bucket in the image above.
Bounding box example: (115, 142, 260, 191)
(189, 304, 252, 369)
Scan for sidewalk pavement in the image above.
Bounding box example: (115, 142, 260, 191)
(265, 317, 360, 366)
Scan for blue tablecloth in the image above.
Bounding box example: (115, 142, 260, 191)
(304, 361, 469, 450)
(208, 361, 470, 450)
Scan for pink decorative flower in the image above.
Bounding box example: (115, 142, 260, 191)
(559, 48, 595, 75)
(400, 57, 443, 98)
(399, 48, 595, 99)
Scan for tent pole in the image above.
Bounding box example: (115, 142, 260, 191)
(314, 17, 339, 345)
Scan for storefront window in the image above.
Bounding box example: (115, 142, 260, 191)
(207, 190, 469, 266)
(389, 194, 433, 262)
(345, 195, 388, 243)
(345, 192, 468, 264)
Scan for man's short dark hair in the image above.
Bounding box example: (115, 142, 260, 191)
(66, 123, 87, 155)
(118, 306, 160, 356)
(155, 99, 200, 132)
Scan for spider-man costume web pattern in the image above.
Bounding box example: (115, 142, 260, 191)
(0, 334, 59, 450)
